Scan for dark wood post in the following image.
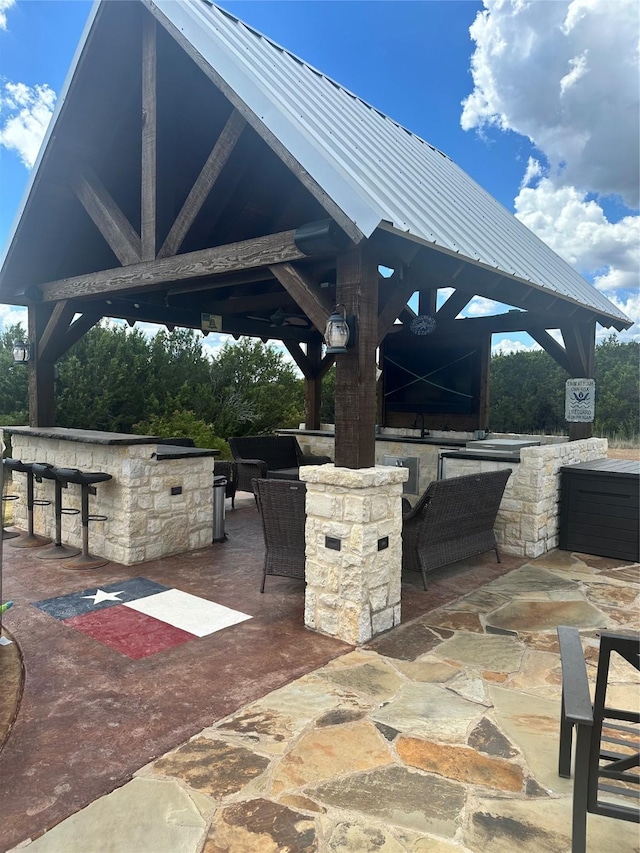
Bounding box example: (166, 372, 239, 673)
(304, 338, 323, 430)
(334, 243, 378, 469)
(28, 304, 56, 426)
(563, 321, 596, 441)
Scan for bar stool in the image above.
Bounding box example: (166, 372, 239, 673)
(54, 468, 112, 570)
(32, 463, 81, 560)
(4, 459, 52, 548)
(2, 459, 20, 540)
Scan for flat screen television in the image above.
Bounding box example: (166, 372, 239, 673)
(382, 334, 482, 415)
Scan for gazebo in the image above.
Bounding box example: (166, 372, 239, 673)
(0, 0, 631, 469)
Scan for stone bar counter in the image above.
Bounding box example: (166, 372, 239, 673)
(3, 427, 219, 565)
(283, 426, 609, 561)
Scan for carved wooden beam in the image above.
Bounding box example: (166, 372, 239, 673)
(72, 167, 142, 266)
(40, 230, 307, 301)
(158, 110, 246, 259)
(269, 262, 333, 334)
(141, 13, 157, 260)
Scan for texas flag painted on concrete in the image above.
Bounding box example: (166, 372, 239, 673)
(33, 578, 251, 659)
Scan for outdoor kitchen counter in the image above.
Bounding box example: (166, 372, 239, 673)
(3, 427, 220, 564)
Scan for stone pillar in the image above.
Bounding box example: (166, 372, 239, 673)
(300, 465, 408, 645)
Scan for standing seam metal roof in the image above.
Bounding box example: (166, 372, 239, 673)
(150, 0, 628, 325)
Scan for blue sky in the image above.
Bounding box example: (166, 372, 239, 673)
(0, 0, 638, 356)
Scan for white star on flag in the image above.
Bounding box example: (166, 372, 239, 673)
(82, 589, 124, 605)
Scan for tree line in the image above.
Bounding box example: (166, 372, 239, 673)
(0, 324, 637, 450)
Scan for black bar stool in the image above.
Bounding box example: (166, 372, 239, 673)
(32, 463, 81, 560)
(4, 459, 52, 548)
(54, 468, 112, 570)
(2, 459, 20, 540)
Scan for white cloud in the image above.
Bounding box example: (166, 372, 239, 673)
(0, 0, 15, 30)
(462, 0, 638, 343)
(0, 303, 27, 332)
(0, 81, 56, 169)
(515, 179, 640, 294)
(491, 337, 541, 356)
(462, 0, 640, 206)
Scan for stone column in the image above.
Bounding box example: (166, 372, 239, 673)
(300, 465, 408, 645)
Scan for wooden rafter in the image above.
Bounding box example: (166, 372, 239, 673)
(154, 9, 364, 246)
(141, 13, 157, 260)
(436, 288, 473, 321)
(269, 262, 333, 334)
(158, 110, 246, 259)
(37, 301, 76, 362)
(528, 328, 571, 374)
(72, 167, 142, 266)
(40, 230, 308, 301)
(376, 275, 415, 346)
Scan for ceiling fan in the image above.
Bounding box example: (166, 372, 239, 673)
(247, 307, 310, 328)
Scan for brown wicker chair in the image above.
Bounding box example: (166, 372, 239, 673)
(230, 435, 331, 494)
(402, 469, 512, 589)
(252, 477, 307, 592)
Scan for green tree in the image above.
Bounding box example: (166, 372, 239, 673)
(593, 335, 639, 438)
(209, 338, 304, 437)
(0, 324, 29, 425)
(133, 409, 231, 457)
(489, 349, 566, 434)
(147, 328, 212, 421)
(56, 323, 154, 432)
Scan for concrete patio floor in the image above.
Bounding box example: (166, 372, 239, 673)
(1, 496, 638, 852)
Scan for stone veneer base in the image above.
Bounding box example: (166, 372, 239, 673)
(300, 464, 408, 645)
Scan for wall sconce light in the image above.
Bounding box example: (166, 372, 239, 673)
(12, 340, 31, 364)
(324, 305, 356, 354)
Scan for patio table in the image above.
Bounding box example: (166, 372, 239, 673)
(266, 468, 300, 481)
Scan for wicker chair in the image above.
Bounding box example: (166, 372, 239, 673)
(252, 477, 307, 592)
(402, 469, 512, 589)
(230, 435, 331, 494)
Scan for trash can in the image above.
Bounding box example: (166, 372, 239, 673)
(212, 474, 227, 543)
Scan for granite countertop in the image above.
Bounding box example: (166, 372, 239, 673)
(3, 426, 169, 445)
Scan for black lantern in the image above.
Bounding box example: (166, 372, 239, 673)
(324, 305, 355, 354)
(12, 340, 31, 364)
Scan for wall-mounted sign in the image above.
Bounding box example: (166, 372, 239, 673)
(201, 313, 223, 333)
(565, 378, 595, 422)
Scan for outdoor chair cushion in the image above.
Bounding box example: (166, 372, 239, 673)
(402, 469, 512, 589)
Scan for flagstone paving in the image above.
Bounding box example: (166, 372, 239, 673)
(7, 550, 640, 852)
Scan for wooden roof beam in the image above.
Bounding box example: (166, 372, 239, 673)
(528, 328, 571, 374)
(37, 300, 76, 362)
(269, 262, 333, 334)
(377, 273, 415, 346)
(72, 166, 142, 266)
(141, 13, 157, 260)
(158, 109, 246, 259)
(436, 288, 473, 321)
(39, 229, 308, 301)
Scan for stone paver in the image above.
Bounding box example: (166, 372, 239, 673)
(13, 778, 208, 853)
(10, 551, 639, 853)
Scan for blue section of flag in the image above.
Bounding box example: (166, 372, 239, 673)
(33, 577, 171, 620)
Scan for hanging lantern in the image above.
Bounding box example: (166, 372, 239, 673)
(324, 305, 354, 354)
(12, 340, 30, 364)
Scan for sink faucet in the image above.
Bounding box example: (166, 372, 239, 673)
(412, 412, 429, 439)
